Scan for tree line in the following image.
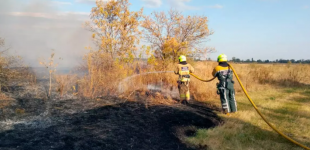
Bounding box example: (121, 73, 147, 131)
(230, 57, 310, 64)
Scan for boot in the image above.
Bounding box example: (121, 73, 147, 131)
(223, 108, 229, 114)
(181, 100, 189, 105)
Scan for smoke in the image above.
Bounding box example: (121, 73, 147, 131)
(0, 0, 94, 67)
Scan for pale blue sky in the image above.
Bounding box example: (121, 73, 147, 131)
(57, 0, 310, 60)
(0, 0, 309, 66)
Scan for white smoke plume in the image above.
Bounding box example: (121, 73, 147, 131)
(0, 0, 94, 68)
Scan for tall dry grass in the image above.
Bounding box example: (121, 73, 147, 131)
(74, 56, 310, 105)
(55, 74, 78, 97)
(74, 51, 142, 99)
(232, 63, 310, 88)
(189, 62, 310, 106)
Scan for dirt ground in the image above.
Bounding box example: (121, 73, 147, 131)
(0, 95, 222, 150)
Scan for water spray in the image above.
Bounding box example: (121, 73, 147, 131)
(118, 71, 174, 94)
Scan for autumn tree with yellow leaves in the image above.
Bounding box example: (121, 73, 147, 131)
(79, 1, 215, 97)
(85, 0, 143, 63)
(80, 0, 144, 98)
(142, 9, 214, 64)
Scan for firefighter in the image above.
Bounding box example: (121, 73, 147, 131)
(174, 55, 194, 104)
(212, 54, 237, 115)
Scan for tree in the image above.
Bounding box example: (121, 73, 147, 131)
(231, 57, 241, 63)
(290, 59, 295, 63)
(39, 50, 60, 99)
(80, 0, 144, 98)
(85, 0, 143, 63)
(232, 57, 236, 62)
(142, 9, 214, 64)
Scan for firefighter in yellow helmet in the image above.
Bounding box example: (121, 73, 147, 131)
(212, 54, 237, 115)
(174, 55, 194, 104)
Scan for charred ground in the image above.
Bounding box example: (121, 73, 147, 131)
(0, 91, 222, 150)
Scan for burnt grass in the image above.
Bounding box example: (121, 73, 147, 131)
(0, 95, 222, 150)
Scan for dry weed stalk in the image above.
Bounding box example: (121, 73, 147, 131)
(39, 50, 61, 99)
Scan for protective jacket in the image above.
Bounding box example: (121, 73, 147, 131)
(212, 62, 234, 89)
(174, 62, 194, 82)
(212, 62, 237, 113)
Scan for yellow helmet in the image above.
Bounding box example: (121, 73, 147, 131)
(178, 55, 186, 62)
(217, 54, 228, 62)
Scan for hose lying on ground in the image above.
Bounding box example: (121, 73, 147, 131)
(189, 64, 310, 150)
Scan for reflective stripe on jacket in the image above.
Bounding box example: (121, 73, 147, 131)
(174, 63, 194, 82)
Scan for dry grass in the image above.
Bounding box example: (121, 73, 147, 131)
(55, 74, 78, 97)
(1, 53, 310, 150)
(174, 62, 310, 150)
(112, 61, 310, 106)
(0, 40, 36, 96)
(0, 93, 14, 101)
(92, 60, 309, 149)
(40, 58, 310, 149)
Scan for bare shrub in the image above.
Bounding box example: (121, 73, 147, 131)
(0, 37, 34, 94)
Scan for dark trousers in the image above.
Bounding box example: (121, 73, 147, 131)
(218, 87, 237, 113)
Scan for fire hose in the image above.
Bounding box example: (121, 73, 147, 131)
(189, 63, 310, 150)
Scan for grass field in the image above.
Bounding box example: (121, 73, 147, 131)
(176, 63, 310, 150)
(1, 60, 310, 150)
(117, 61, 310, 149)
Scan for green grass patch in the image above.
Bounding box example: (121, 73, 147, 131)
(179, 87, 310, 150)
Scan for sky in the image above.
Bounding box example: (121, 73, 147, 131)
(0, 0, 309, 67)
